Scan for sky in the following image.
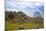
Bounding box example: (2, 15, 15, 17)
(5, 0, 44, 17)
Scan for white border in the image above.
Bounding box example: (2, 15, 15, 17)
(0, 0, 4, 31)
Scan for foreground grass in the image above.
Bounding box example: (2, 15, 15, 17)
(5, 22, 44, 31)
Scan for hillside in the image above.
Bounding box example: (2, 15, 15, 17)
(5, 11, 44, 31)
(5, 11, 32, 23)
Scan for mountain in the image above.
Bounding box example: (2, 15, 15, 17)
(5, 11, 31, 23)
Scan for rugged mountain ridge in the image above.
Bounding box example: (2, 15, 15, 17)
(5, 11, 31, 23)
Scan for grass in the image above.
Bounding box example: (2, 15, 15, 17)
(24, 22, 43, 29)
(5, 22, 44, 31)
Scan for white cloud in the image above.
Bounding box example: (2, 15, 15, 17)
(5, 0, 44, 17)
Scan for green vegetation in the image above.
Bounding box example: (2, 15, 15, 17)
(5, 11, 44, 31)
(5, 22, 44, 31)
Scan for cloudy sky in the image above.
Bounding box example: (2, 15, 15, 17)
(5, 0, 44, 17)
